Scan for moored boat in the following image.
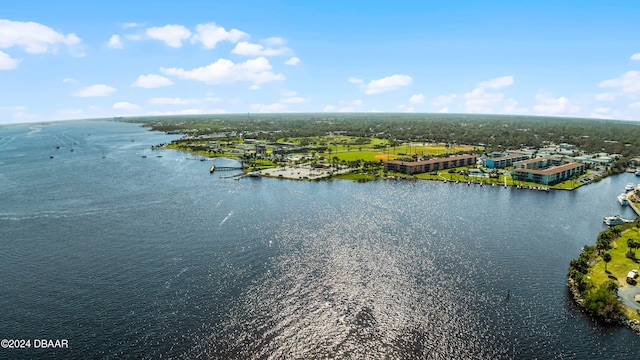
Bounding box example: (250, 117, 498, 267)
(626, 183, 634, 191)
(618, 193, 629, 206)
(603, 214, 632, 226)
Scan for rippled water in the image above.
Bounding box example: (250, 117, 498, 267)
(1, 121, 640, 359)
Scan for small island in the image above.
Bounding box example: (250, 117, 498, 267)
(568, 216, 640, 335)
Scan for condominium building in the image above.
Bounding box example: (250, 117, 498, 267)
(511, 157, 585, 185)
(384, 155, 476, 175)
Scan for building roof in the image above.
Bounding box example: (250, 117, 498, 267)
(512, 162, 584, 175)
(489, 153, 528, 161)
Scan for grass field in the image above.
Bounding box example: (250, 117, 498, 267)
(588, 225, 640, 321)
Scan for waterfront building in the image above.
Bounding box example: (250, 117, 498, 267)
(384, 155, 476, 174)
(511, 157, 585, 185)
(483, 153, 529, 169)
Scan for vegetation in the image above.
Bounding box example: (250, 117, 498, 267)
(126, 112, 640, 158)
(568, 224, 640, 323)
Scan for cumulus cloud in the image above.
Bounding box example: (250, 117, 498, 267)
(146, 24, 192, 47)
(533, 93, 579, 115)
(433, 94, 456, 106)
(73, 84, 116, 97)
(478, 75, 514, 89)
(62, 77, 76, 83)
(231, 41, 288, 56)
(131, 74, 173, 88)
(282, 97, 309, 103)
(631, 53, 640, 60)
(438, 107, 449, 113)
(599, 71, 640, 96)
(595, 92, 616, 101)
(464, 75, 515, 113)
(408, 93, 425, 104)
(0, 19, 83, 56)
(630, 102, 640, 109)
(192, 22, 247, 49)
(112, 102, 140, 111)
(348, 77, 363, 84)
(363, 75, 412, 94)
(323, 105, 336, 112)
(285, 56, 300, 66)
(465, 87, 504, 113)
(250, 102, 286, 113)
(0, 50, 19, 70)
(161, 57, 285, 88)
(121, 22, 140, 29)
(107, 34, 123, 49)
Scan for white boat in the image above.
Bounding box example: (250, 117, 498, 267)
(603, 214, 632, 226)
(618, 193, 629, 206)
(635, 169, 640, 176)
(626, 183, 635, 191)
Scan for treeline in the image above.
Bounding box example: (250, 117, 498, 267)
(123, 113, 640, 157)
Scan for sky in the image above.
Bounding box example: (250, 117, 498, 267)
(1, 0, 640, 124)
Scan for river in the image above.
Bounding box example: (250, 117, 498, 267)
(1, 120, 639, 359)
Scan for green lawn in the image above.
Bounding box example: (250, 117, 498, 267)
(588, 226, 640, 321)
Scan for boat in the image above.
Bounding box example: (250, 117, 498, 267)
(210, 165, 216, 173)
(636, 169, 640, 176)
(248, 172, 261, 178)
(141, 155, 147, 158)
(618, 193, 629, 206)
(603, 215, 632, 226)
(626, 183, 635, 191)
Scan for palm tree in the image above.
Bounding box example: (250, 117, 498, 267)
(603, 253, 612, 272)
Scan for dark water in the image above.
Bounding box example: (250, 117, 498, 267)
(1, 120, 639, 359)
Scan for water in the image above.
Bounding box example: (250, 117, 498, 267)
(1, 120, 640, 359)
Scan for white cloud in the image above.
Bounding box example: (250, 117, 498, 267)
(250, 102, 286, 113)
(0, 19, 83, 56)
(533, 93, 579, 115)
(112, 102, 140, 111)
(630, 102, 640, 109)
(464, 87, 504, 113)
(595, 92, 616, 101)
(191, 23, 247, 49)
(231, 41, 288, 56)
(408, 93, 425, 104)
(263, 37, 285, 46)
(282, 97, 309, 103)
(438, 107, 449, 113)
(503, 98, 527, 114)
(161, 57, 285, 87)
(0, 50, 19, 70)
(464, 75, 515, 113)
(62, 77, 76, 83)
(352, 99, 363, 106)
(323, 105, 336, 112)
(478, 75, 514, 89)
(146, 24, 192, 48)
(348, 77, 363, 84)
(107, 34, 123, 49)
(73, 84, 116, 97)
(433, 94, 456, 106)
(593, 107, 611, 114)
(631, 53, 640, 60)
(131, 74, 173, 88)
(599, 71, 640, 96)
(121, 22, 140, 29)
(285, 56, 300, 66)
(363, 75, 412, 94)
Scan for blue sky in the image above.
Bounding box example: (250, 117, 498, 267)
(1, 0, 640, 124)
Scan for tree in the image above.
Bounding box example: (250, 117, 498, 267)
(602, 252, 612, 272)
